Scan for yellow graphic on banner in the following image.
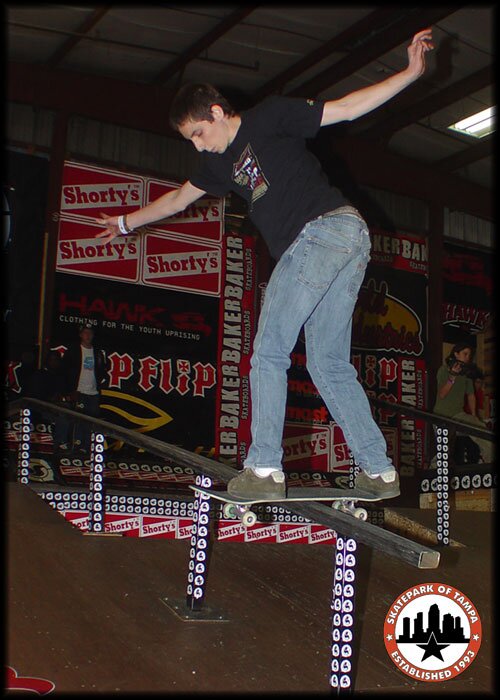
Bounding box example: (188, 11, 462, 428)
(100, 389, 173, 434)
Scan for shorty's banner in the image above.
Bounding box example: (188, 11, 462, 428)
(50, 161, 257, 455)
(145, 179, 223, 243)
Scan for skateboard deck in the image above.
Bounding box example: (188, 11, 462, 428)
(190, 485, 382, 526)
(191, 485, 381, 505)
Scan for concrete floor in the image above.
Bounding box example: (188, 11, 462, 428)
(6, 482, 494, 694)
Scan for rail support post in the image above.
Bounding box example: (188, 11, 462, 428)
(161, 473, 229, 621)
(18, 408, 32, 485)
(435, 427, 450, 545)
(87, 431, 106, 534)
(330, 534, 358, 693)
(186, 473, 213, 611)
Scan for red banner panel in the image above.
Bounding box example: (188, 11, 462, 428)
(142, 232, 222, 296)
(60, 161, 144, 220)
(56, 219, 140, 281)
(145, 180, 224, 243)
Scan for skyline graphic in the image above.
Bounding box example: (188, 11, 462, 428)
(397, 603, 470, 644)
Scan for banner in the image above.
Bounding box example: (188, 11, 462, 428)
(51, 273, 219, 447)
(214, 234, 256, 464)
(442, 242, 492, 341)
(49, 161, 257, 458)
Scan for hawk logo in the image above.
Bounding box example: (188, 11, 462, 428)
(233, 143, 269, 205)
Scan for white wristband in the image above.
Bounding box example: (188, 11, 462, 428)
(117, 215, 129, 235)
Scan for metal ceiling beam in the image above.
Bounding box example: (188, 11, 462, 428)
(46, 6, 111, 68)
(435, 134, 493, 171)
(324, 131, 491, 220)
(151, 6, 259, 85)
(361, 66, 493, 141)
(7, 60, 491, 220)
(287, 6, 465, 98)
(252, 7, 404, 101)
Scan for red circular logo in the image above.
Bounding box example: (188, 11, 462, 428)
(384, 583, 482, 682)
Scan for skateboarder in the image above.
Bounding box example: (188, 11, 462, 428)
(97, 28, 434, 501)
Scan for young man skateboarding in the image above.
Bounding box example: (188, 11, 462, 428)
(97, 28, 434, 501)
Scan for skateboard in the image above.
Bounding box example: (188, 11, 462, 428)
(190, 485, 382, 527)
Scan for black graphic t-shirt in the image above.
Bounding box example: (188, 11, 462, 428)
(189, 95, 349, 261)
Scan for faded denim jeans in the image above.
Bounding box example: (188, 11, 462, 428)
(243, 211, 394, 477)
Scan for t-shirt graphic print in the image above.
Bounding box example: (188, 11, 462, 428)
(232, 143, 269, 206)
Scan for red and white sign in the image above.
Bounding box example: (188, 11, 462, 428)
(142, 232, 221, 296)
(146, 180, 223, 243)
(369, 229, 428, 276)
(60, 509, 336, 544)
(60, 161, 144, 221)
(384, 583, 482, 682)
(282, 422, 351, 472)
(56, 219, 140, 282)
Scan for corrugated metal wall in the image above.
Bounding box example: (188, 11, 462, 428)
(67, 115, 201, 181)
(444, 208, 494, 249)
(359, 184, 429, 234)
(7, 102, 55, 149)
(7, 101, 493, 249)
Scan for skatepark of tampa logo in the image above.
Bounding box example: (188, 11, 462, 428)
(384, 583, 481, 682)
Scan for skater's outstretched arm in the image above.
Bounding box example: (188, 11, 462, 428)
(320, 28, 434, 126)
(95, 179, 206, 243)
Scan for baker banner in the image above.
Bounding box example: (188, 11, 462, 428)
(284, 228, 428, 489)
(49, 160, 256, 456)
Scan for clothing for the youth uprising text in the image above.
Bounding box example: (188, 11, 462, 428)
(189, 95, 349, 260)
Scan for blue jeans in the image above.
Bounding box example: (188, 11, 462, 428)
(243, 212, 393, 477)
(74, 392, 101, 450)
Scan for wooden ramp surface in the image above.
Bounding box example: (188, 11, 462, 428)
(7, 483, 493, 693)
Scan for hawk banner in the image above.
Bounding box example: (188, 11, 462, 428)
(52, 273, 220, 447)
(442, 242, 492, 341)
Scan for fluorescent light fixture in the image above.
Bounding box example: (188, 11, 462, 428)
(449, 106, 495, 138)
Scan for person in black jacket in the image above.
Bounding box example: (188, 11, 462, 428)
(59, 324, 108, 453)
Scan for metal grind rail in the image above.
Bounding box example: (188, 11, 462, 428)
(9, 397, 442, 694)
(370, 397, 494, 547)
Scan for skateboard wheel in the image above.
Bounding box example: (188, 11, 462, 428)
(223, 503, 237, 519)
(353, 507, 368, 521)
(242, 511, 257, 527)
(331, 501, 343, 511)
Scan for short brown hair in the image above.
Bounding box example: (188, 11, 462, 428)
(169, 83, 236, 130)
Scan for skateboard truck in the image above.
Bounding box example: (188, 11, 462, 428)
(222, 499, 368, 527)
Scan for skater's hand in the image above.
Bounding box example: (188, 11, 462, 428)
(95, 213, 120, 243)
(406, 28, 434, 79)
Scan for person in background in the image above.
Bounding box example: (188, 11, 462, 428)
(59, 324, 108, 453)
(433, 342, 493, 464)
(464, 364, 490, 425)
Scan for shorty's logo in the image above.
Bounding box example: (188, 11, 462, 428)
(233, 143, 269, 204)
(58, 238, 138, 263)
(384, 583, 482, 682)
(61, 182, 141, 209)
(146, 250, 219, 278)
(143, 234, 221, 296)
